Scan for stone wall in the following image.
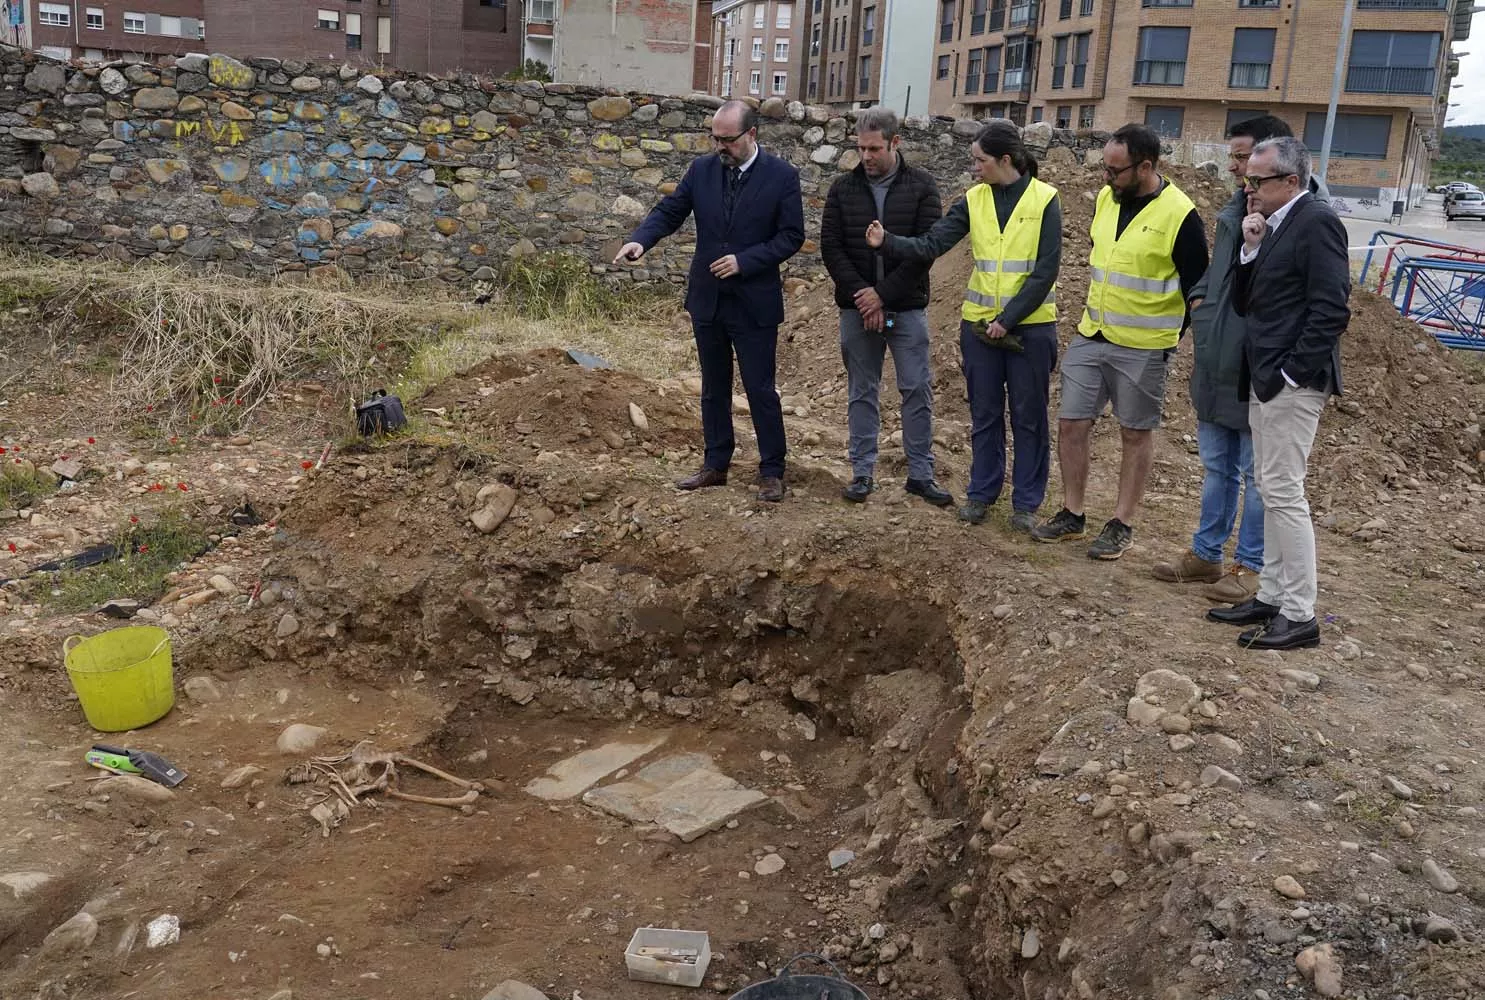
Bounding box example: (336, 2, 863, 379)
(0, 47, 1113, 286)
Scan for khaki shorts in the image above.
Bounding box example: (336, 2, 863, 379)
(1058, 333, 1170, 430)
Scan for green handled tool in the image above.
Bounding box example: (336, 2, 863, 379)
(86, 744, 187, 787)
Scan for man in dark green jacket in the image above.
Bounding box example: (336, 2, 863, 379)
(1152, 114, 1329, 603)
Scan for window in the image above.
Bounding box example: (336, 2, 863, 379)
(1079, 0, 1093, 13)
(990, 0, 1005, 31)
(123, 11, 146, 33)
(828, 65, 836, 95)
(1238, 0, 1280, 7)
(984, 44, 1001, 91)
(971, 0, 987, 33)
(317, 9, 340, 30)
(776, 4, 792, 29)
(1145, 104, 1185, 136)
(750, 69, 762, 94)
(377, 15, 392, 53)
(773, 71, 788, 94)
(1134, 26, 1189, 85)
(808, 64, 819, 98)
(754, 2, 765, 27)
(1052, 35, 1068, 88)
(1303, 111, 1391, 159)
(528, 0, 556, 23)
(1004, 37, 1028, 90)
(752, 37, 763, 61)
(346, 12, 363, 50)
(1009, 0, 1035, 28)
(862, 6, 876, 45)
(1009, 104, 1026, 125)
(38, 3, 70, 27)
(940, 0, 956, 43)
(1346, 31, 1440, 95)
(198, 19, 205, 38)
(811, 24, 821, 55)
(1225, 108, 1268, 132)
(966, 48, 983, 94)
(1142, 0, 1192, 6)
(1072, 32, 1090, 87)
(1079, 104, 1095, 127)
(775, 39, 789, 60)
(1228, 28, 1274, 89)
(1060, 0, 1072, 16)
(159, 15, 182, 36)
(1032, 105, 1044, 122)
(85, 7, 103, 29)
(1056, 105, 1071, 127)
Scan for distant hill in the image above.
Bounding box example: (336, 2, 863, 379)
(1432, 126, 1485, 183)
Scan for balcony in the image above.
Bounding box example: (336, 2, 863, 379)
(1357, 0, 1448, 7)
(1003, 67, 1030, 92)
(1229, 61, 1271, 87)
(1134, 59, 1186, 85)
(1236, 0, 1279, 7)
(1009, 2, 1038, 28)
(1345, 64, 1436, 93)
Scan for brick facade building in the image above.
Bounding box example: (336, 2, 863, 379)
(20, 0, 204, 61)
(710, 0, 798, 100)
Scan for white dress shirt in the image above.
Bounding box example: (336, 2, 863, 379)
(1239, 188, 1308, 387)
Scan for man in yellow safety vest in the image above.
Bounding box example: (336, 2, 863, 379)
(1032, 123, 1209, 560)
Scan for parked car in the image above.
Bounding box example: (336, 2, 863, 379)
(1446, 190, 1485, 220)
(1445, 183, 1481, 206)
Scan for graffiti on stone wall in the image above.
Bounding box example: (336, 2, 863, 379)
(174, 119, 249, 147)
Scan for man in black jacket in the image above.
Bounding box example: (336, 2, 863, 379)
(1207, 137, 1349, 651)
(820, 107, 952, 506)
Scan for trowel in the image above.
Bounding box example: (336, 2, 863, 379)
(86, 744, 188, 787)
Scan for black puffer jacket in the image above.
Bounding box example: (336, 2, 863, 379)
(820, 154, 943, 312)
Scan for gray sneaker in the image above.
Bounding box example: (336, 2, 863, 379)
(1009, 510, 1037, 534)
(1087, 518, 1134, 560)
(1031, 508, 1087, 543)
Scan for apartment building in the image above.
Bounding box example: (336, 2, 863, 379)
(17, 0, 204, 61)
(203, 0, 521, 76)
(930, 0, 1468, 219)
(710, 0, 796, 101)
(797, 0, 932, 113)
(540, 0, 712, 94)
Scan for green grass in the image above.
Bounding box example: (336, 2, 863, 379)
(497, 252, 667, 322)
(42, 510, 211, 611)
(0, 467, 54, 511)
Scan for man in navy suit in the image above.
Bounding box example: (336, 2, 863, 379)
(614, 100, 805, 502)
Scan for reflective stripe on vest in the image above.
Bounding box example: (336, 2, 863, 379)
(962, 177, 1059, 326)
(1078, 180, 1195, 350)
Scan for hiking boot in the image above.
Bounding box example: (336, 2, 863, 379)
(1202, 564, 1260, 603)
(1151, 549, 1223, 584)
(758, 477, 785, 502)
(1031, 508, 1087, 543)
(1087, 518, 1134, 560)
(842, 476, 874, 503)
(906, 478, 954, 507)
(1008, 510, 1037, 534)
(959, 500, 989, 524)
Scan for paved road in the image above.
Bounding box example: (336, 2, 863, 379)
(1342, 193, 1485, 253)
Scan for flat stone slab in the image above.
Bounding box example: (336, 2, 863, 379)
(524, 736, 667, 801)
(583, 752, 769, 842)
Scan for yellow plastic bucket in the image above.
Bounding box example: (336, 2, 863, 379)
(62, 627, 175, 732)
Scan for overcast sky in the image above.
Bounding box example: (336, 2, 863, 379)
(1448, 10, 1485, 126)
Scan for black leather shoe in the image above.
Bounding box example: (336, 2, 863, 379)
(1239, 615, 1321, 650)
(758, 477, 784, 502)
(906, 478, 953, 507)
(1206, 596, 1280, 626)
(958, 500, 989, 524)
(676, 467, 727, 490)
(842, 476, 874, 503)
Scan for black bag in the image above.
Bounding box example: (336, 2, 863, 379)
(355, 389, 407, 436)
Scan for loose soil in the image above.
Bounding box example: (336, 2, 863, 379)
(2, 160, 1484, 1000)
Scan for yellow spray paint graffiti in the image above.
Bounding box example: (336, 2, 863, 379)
(175, 119, 249, 146)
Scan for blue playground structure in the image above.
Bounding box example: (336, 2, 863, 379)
(1358, 231, 1485, 351)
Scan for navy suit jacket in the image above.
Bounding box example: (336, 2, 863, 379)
(628, 148, 805, 328)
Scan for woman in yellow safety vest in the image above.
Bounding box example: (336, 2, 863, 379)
(866, 121, 1061, 532)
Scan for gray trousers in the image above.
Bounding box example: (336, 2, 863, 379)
(1250, 387, 1327, 622)
(840, 308, 934, 481)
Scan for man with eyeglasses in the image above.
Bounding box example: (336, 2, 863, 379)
(1152, 115, 1326, 605)
(1206, 136, 1349, 651)
(1032, 123, 1208, 560)
(615, 100, 805, 503)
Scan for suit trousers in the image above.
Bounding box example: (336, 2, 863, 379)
(1249, 387, 1327, 622)
(693, 303, 787, 479)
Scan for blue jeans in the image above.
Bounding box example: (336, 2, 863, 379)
(1192, 420, 1264, 572)
(841, 308, 934, 481)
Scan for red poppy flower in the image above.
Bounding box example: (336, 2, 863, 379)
(129, 515, 139, 524)
(86, 437, 95, 445)
(138, 543, 149, 553)
(6, 542, 15, 553)
(235, 399, 243, 406)
(212, 376, 221, 384)
(148, 483, 164, 492)
(59, 454, 69, 461)
(145, 406, 154, 413)
(169, 437, 178, 444)
(300, 460, 313, 470)
(177, 483, 188, 491)
(0, 447, 6, 454)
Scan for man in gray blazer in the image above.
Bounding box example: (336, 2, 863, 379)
(1207, 137, 1349, 650)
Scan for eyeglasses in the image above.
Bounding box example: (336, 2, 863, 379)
(1102, 162, 1137, 180)
(1228, 152, 1252, 164)
(1242, 173, 1294, 190)
(711, 132, 748, 145)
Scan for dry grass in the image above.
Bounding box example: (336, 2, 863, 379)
(0, 251, 689, 431)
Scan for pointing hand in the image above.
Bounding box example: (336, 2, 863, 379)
(613, 241, 645, 264)
(865, 220, 885, 249)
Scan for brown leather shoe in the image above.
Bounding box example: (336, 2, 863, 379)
(676, 467, 727, 490)
(757, 477, 784, 502)
(1151, 549, 1223, 584)
(1202, 564, 1260, 603)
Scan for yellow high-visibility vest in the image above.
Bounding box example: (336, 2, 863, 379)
(962, 176, 1059, 326)
(1078, 180, 1195, 350)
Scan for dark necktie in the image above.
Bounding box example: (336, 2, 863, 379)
(724, 166, 742, 217)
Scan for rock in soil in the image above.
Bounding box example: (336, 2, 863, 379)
(277, 723, 327, 754)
